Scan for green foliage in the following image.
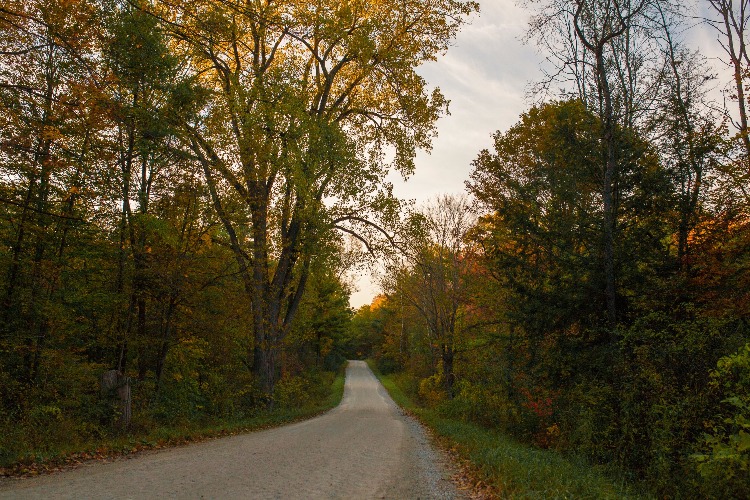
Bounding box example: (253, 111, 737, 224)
(694, 343, 750, 497)
(149, 339, 209, 424)
(370, 362, 647, 499)
(347, 304, 387, 360)
(286, 266, 353, 372)
(0, 369, 345, 471)
(695, 397, 750, 498)
(355, 98, 750, 497)
(0, 352, 110, 465)
(352, 300, 411, 375)
(273, 371, 337, 410)
(440, 378, 523, 434)
(375, 355, 401, 375)
(555, 380, 618, 462)
(418, 371, 447, 407)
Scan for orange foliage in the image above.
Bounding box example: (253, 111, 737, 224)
(370, 294, 388, 311)
(690, 214, 750, 318)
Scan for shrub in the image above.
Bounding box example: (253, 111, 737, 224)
(273, 370, 335, 410)
(441, 379, 522, 433)
(376, 355, 400, 375)
(418, 372, 445, 407)
(694, 343, 750, 498)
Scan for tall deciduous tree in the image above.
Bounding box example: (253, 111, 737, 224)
(468, 101, 603, 345)
(527, 0, 679, 323)
(0, 0, 101, 381)
(146, 0, 478, 394)
(103, 0, 196, 379)
(706, 0, 750, 161)
(468, 99, 671, 350)
(704, 0, 750, 208)
(382, 195, 476, 398)
(649, 9, 724, 272)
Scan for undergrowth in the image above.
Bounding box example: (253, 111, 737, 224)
(1, 371, 345, 477)
(367, 360, 650, 499)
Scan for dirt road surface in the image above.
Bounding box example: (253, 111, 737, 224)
(0, 361, 464, 499)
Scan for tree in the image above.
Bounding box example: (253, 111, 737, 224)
(382, 195, 476, 398)
(468, 98, 673, 359)
(704, 0, 750, 209)
(706, 0, 750, 162)
(286, 262, 352, 371)
(0, 0, 101, 381)
(647, 24, 724, 273)
(145, 0, 478, 395)
(468, 100, 604, 347)
(527, 0, 681, 323)
(102, 0, 197, 380)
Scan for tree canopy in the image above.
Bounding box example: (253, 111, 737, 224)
(2, 0, 750, 496)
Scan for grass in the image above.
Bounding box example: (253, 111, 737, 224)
(1, 371, 345, 477)
(367, 361, 650, 499)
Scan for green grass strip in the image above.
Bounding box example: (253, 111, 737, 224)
(367, 361, 649, 499)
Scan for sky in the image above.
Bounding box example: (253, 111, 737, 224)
(347, 1, 541, 308)
(347, 0, 727, 309)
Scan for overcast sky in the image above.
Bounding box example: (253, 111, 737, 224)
(348, 0, 727, 308)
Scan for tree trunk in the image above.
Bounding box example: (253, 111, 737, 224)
(154, 295, 176, 394)
(442, 345, 455, 399)
(572, 1, 623, 328)
(1, 177, 35, 334)
(598, 48, 618, 326)
(722, 4, 750, 160)
(251, 195, 276, 396)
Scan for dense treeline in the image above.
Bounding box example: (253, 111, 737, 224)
(3, 0, 750, 495)
(0, 0, 477, 463)
(356, 1, 750, 497)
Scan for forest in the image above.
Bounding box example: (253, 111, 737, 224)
(0, 0, 748, 497)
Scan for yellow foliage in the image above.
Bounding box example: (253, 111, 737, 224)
(418, 373, 445, 407)
(370, 294, 387, 310)
(41, 125, 62, 141)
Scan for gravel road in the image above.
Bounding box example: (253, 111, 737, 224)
(0, 360, 464, 499)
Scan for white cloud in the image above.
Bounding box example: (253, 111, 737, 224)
(351, 0, 542, 308)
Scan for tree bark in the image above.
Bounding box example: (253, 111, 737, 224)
(713, 0, 750, 160)
(572, 1, 631, 326)
(599, 47, 618, 325)
(442, 345, 455, 399)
